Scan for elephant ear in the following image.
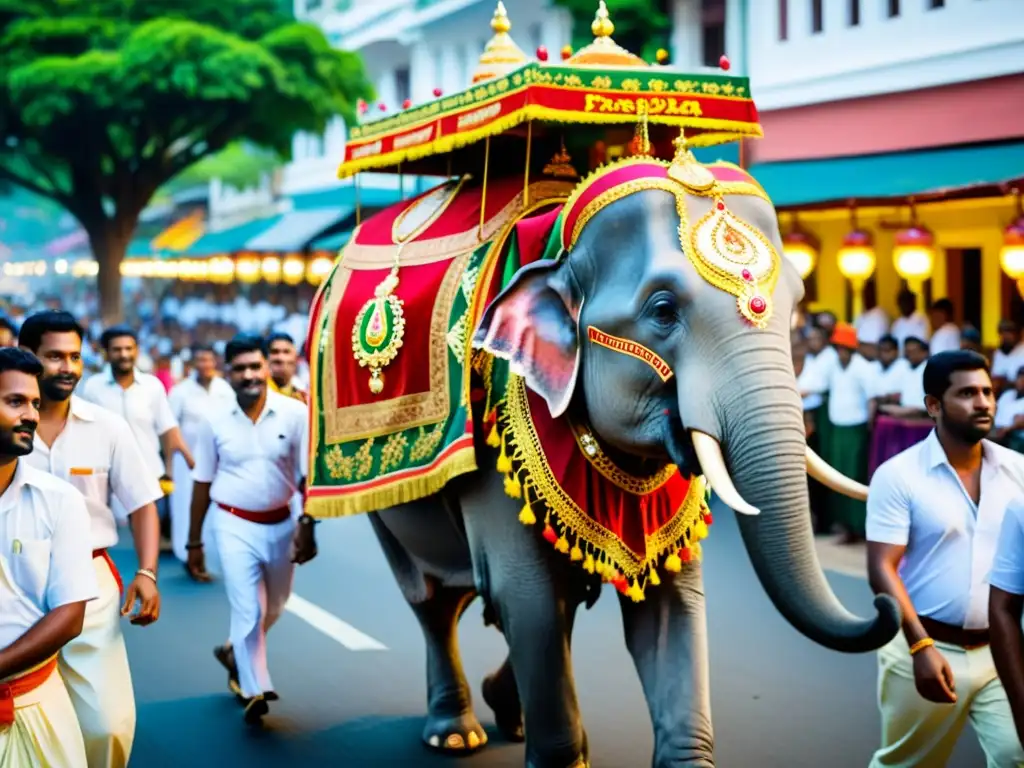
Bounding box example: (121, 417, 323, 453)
(473, 259, 581, 418)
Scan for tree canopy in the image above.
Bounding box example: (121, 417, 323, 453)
(553, 0, 671, 63)
(0, 0, 374, 321)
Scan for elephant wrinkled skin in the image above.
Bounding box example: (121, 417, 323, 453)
(361, 186, 901, 767)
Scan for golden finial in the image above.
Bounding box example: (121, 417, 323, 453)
(668, 129, 716, 192)
(492, 1, 511, 35)
(543, 138, 579, 180)
(471, 1, 528, 84)
(629, 101, 651, 156)
(592, 0, 614, 38)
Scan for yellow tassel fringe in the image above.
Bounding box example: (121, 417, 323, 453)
(486, 424, 500, 448)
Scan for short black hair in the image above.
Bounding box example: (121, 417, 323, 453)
(923, 350, 990, 400)
(266, 332, 295, 348)
(879, 334, 897, 348)
(224, 334, 266, 364)
(191, 343, 216, 357)
(930, 298, 954, 316)
(0, 316, 16, 336)
(0, 347, 43, 378)
(99, 325, 137, 350)
(18, 310, 85, 353)
(904, 336, 929, 351)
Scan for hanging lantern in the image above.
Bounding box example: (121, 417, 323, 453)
(782, 230, 818, 279)
(1000, 215, 1024, 280)
(282, 255, 305, 285)
(306, 255, 333, 285)
(236, 254, 261, 283)
(836, 229, 876, 285)
(208, 255, 235, 283)
(1017, 277, 1024, 300)
(893, 225, 936, 284)
(261, 255, 282, 284)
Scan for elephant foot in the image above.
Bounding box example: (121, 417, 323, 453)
(526, 754, 589, 768)
(482, 671, 524, 742)
(422, 712, 488, 754)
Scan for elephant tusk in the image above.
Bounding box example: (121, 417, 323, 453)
(690, 431, 760, 516)
(806, 446, 869, 501)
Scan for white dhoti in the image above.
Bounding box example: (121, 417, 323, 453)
(212, 509, 295, 699)
(169, 457, 221, 576)
(0, 662, 88, 768)
(59, 555, 135, 768)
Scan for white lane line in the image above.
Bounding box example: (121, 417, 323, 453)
(285, 594, 388, 651)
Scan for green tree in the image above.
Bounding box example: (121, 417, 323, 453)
(0, 0, 374, 322)
(553, 0, 671, 63)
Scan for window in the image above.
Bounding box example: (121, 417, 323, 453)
(701, 0, 726, 65)
(811, 0, 823, 32)
(779, 0, 788, 41)
(848, 0, 860, 26)
(928, 0, 945, 7)
(394, 67, 411, 107)
(887, 0, 900, 17)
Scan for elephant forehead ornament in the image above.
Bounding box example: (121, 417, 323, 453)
(560, 132, 781, 329)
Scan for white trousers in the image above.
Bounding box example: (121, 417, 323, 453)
(59, 556, 135, 768)
(0, 667, 87, 768)
(169, 463, 219, 573)
(212, 509, 295, 699)
(870, 632, 1024, 767)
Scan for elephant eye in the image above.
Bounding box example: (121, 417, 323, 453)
(647, 292, 680, 327)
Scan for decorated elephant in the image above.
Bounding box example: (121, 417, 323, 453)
(304, 138, 900, 767)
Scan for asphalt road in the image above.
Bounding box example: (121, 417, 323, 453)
(112, 502, 987, 768)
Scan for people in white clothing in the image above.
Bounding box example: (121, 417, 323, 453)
(989, 498, 1024, 751)
(19, 311, 165, 768)
(993, 366, 1024, 449)
(992, 320, 1024, 394)
(855, 292, 890, 361)
(890, 290, 931, 355)
(167, 345, 236, 564)
(870, 336, 911, 406)
(0, 347, 98, 766)
(926, 299, 961, 356)
(866, 350, 1024, 767)
(80, 326, 193, 545)
(186, 334, 316, 724)
(880, 337, 930, 419)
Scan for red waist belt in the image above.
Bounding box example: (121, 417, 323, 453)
(217, 503, 291, 525)
(92, 548, 123, 599)
(0, 655, 57, 725)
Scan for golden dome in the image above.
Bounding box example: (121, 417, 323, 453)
(471, 2, 529, 84)
(566, 1, 647, 68)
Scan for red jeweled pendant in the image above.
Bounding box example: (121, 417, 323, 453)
(741, 269, 752, 281)
(748, 296, 767, 315)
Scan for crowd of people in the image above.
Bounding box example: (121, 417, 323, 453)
(792, 289, 1024, 546)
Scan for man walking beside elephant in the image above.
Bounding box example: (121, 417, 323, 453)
(866, 350, 1024, 767)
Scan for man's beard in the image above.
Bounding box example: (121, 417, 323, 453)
(234, 381, 264, 409)
(112, 359, 134, 374)
(41, 374, 79, 402)
(0, 425, 36, 457)
(943, 407, 992, 445)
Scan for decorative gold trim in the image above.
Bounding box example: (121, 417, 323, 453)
(570, 176, 680, 251)
(570, 423, 676, 494)
(392, 176, 470, 244)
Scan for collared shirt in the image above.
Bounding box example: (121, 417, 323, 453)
(995, 390, 1024, 430)
(24, 396, 164, 549)
(898, 361, 927, 410)
(799, 346, 840, 411)
(80, 365, 178, 480)
(891, 313, 931, 354)
(268, 377, 308, 404)
(825, 353, 876, 426)
(0, 461, 99, 650)
(855, 306, 890, 345)
(192, 391, 308, 514)
(990, 500, 1024, 596)
(992, 342, 1024, 380)
(796, 359, 822, 411)
(867, 431, 1024, 629)
(168, 373, 236, 450)
(872, 358, 910, 399)
(929, 322, 961, 356)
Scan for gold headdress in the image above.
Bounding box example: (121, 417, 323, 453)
(565, 1, 647, 68)
(471, 2, 529, 84)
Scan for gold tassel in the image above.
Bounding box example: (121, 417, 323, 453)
(583, 553, 595, 573)
(664, 552, 682, 572)
(648, 568, 661, 586)
(518, 503, 536, 525)
(692, 542, 703, 561)
(496, 436, 512, 473)
(695, 518, 709, 540)
(627, 582, 645, 602)
(555, 535, 570, 554)
(504, 473, 521, 498)
(486, 424, 500, 447)
(570, 543, 583, 561)
(594, 558, 605, 576)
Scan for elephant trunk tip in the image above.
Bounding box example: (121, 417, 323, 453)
(811, 594, 902, 655)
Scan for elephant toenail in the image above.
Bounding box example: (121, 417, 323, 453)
(467, 731, 481, 749)
(428, 735, 441, 748)
(445, 733, 466, 749)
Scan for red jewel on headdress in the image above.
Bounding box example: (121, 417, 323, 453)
(748, 296, 767, 315)
(741, 269, 752, 281)
(716, 201, 726, 211)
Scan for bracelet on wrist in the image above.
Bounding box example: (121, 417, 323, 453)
(136, 568, 157, 583)
(909, 637, 934, 656)
(185, 541, 204, 550)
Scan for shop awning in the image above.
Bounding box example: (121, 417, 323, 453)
(246, 207, 353, 252)
(309, 229, 353, 251)
(187, 215, 282, 257)
(749, 140, 1024, 208)
(150, 210, 205, 251)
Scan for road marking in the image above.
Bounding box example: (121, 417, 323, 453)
(285, 594, 388, 651)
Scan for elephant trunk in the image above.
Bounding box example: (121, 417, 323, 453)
(677, 340, 900, 653)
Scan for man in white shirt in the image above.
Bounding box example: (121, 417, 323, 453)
(890, 289, 930, 355)
(266, 332, 308, 404)
(855, 292, 890, 362)
(989, 498, 1024, 752)
(80, 325, 193, 547)
(927, 298, 961, 356)
(993, 366, 1024, 450)
(19, 311, 165, 768)
(185, 335, 315, 724)
(167, 344, 236, 565)
(870, 335, 911, 406)
(992, 320, 1024, 395)
(0, 347, 98, 765)
(866, 350, 1024, 767)
(879, 336, 931, 420)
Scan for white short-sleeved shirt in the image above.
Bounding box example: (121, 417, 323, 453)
(891, 313, 931, 354)
(872, 358, 910, 399)
(995, 390, 1024, 431)
(898, 361, 927, 410)
(855, 307, 890, 345)
(826, 353, 876, 426)
(992, 343, 1024, 381)
(80, 366, 178, 481)
(990, 500, 1024, 596)
(866, 431, 1024, 629)
(24, 396, 164, 549)
(929, 322, 961, 356)
(192, 391, 308, 514)
(168, 374, 236, 450)
(0, 461, 99, 650)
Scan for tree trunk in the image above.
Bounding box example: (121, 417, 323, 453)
(86, 221, 133, 326)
